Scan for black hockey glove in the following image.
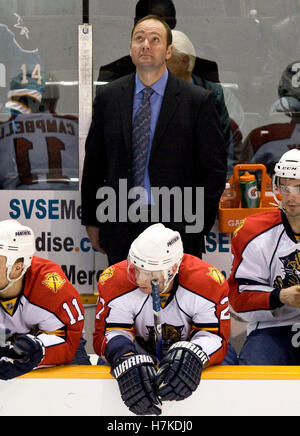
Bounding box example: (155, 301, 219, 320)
(111, 354, 162, 415)
(0, 334, 45, 380)
(156, 341, 209, 401)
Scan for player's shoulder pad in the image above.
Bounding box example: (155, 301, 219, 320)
(97, 260, 136, 302)
(232, 209, 282, 249)
(178, 254, 227, 292)
(24, 256, 78, 306)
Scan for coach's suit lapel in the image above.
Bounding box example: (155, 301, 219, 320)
(119, 74, 135, 153)
(150, 72, 181, 159)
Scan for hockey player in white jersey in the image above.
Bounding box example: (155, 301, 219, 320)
(229, 148, 300, 364)
(94, 223, 230, 415)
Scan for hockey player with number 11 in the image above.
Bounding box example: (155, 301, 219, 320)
(0, 220, 90, 380)
(94, 223, 230, 415)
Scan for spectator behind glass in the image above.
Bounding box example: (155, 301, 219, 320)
(0, 13, 42, 114)
(0, 70, 79, 190)
(262, 0, 300, 114)
(240, 61, 300, 176)
(166, 29, 244, 180)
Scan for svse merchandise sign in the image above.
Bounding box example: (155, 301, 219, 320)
(0, 191, 108, 294)
(0, 191, 232, 293)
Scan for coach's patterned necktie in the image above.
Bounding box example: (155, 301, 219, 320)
(131, 87, 154, 187)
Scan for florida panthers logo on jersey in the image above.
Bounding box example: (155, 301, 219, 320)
(273, 249, 300, 289)
(42, 272, 66, 293)
(99, 266, 115, 285)
(207, 266, 225, 285)
(233, 218, 246, 237)
(136, 324, 184, 357)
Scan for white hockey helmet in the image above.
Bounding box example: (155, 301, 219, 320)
(272, 149, 300, 206)
(127, 223, 183, 291)
(274, 149, 300, 180)
(0, 220, 35, 292)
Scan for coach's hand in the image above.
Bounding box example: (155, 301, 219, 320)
(157, 341, 209, 401)
(85, 226, 106, 254)
(112, 353, 162, 415)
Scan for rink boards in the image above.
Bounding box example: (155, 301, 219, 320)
(0, 365, 300, 416)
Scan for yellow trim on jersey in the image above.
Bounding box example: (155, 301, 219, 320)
(191, 326, 219, 333)
(37, 329, 66, 337)
(201, 328, 219, 332)
(106, 327, 135, 338)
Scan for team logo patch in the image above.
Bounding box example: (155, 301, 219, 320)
(99, 266, 115, 285)
(207, 267, 225, 285)
(233, 218, 246, 237)
(42, 272, 66, 293)
(273, 249, 300, 289)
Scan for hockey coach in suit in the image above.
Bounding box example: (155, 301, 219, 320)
(81, 15, 226, 265)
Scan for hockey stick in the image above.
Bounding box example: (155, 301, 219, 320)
(151, 278, 163, 362)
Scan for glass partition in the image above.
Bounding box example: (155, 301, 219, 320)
(0, 0, 80, 189)
(0, 0, 299, 184)
(90, 0, 299, 179)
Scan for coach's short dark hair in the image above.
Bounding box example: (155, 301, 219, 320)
(134, 0, 176, 29)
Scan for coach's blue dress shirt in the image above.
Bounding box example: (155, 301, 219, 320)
(132, 69, 168, 204)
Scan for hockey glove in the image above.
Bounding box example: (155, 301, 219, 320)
(112, 354, 162, 415)
(0, 334, 45, 380)
(156, 341, 209, 401)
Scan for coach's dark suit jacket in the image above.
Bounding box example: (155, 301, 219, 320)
(81, 70, 226, 263)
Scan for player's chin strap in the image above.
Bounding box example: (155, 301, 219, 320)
(161, 261, 182, 293)
(0, 263, 27, 294)
(271, 175, 285, 212)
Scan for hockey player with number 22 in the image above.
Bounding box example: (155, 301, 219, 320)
(0, 219, 89, 380)
(94, 223, 230, 415)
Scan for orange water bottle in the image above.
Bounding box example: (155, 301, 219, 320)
(220, 183, 235, 208)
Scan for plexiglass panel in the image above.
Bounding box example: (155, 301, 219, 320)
(90, 0, 300, 178)
(0, 0, 299, 188)
(0, 0, 80, 189)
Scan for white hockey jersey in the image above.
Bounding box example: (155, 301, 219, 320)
(94, 254, 230, 365)
(229, 209, 300, 334)
(0, 113, 78, 189)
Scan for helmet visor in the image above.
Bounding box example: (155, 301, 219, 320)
(278, 184, 300, 196)
(127, 258, 165, 292)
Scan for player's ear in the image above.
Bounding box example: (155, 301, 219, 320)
(172, 264, 178, 274)
(11, 258, 24, 278)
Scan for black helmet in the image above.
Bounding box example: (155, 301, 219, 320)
(276, 61, 300, 113)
